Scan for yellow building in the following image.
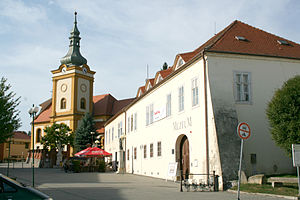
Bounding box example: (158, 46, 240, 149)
(0, 131, 31, 161)
(32, 13, 134, 155)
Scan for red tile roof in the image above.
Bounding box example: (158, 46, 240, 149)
(178, 20, 300, 64)
(95, 121, 105, 134)
(159, 67, 173, 78)
(13, 131, 30, 140)
(112, 98, 135, 115)
(35, 101, 52, 123)
(93, 94, 116, 116)
(34, 94, 134, 124)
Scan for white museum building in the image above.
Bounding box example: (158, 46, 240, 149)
(104, 20, 300, 189)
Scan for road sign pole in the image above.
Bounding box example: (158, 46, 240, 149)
(237, 139, 244, 200)
(297, 166, 300, 196)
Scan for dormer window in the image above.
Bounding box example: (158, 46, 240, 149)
(61, 98, 66, 109)
(277, 40, 289, 45)
(175, 58, 185, 70)
(179, 58, 184, 66)
(235, 36, 247, 41)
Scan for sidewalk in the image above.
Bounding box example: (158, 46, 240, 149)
(0, 166, 292, 200)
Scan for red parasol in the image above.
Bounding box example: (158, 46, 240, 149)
(75, 147, 112, 157)
(74, 147, 92, 156)
(84, 147, 112, 157)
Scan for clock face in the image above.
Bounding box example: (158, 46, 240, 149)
(80, 84, 87, 92)
(61, 84, 67, 92)
(82, 67, 87, 74)
(62, 67, 67, 73)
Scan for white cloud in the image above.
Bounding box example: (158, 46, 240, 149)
(0, 0, 47, 23)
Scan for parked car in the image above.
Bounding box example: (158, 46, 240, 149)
(0, 173, 52, 200)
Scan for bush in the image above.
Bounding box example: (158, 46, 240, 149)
(97, 160, 106, 172)
(72, 160, 81, 173)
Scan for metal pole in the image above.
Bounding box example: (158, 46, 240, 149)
(237, 139, 244, 200)
(7, 137, 11, 176)
(32, 112, 35, 187)
(297, 166, 300, 196)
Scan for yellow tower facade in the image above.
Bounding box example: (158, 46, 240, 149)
(50, 12, 96, 143)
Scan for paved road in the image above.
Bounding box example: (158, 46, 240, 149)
(0, 163, 293, 200)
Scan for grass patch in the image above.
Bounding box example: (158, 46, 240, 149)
(266, 174, 297, 178)
(231, 183, 299, 197)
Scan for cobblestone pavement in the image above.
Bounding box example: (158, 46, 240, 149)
(0, 163, 295, 200)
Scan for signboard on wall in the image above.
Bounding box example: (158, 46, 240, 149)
(154, 106, 166, 122)
(292, 144, 300, 167)
(167, 162, 178, 177)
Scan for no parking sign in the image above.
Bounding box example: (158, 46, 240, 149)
(237, 122, 251, 140)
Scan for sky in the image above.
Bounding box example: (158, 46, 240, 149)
(0, 0, 300, 132)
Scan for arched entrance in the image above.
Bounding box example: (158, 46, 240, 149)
(175, 135, 190, 179)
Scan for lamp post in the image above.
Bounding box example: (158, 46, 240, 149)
(95, 140, 100, 147)
(91, 131, 95, 147)
(6, 137, 11, 176)
(28, 104, 39, 187)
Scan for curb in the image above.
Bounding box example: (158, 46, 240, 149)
(228, 189, 299, 200)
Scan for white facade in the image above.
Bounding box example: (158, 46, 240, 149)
(104, 21, 300, 190)
(105, 112, 126, 168)
(105, 52, 300, 189)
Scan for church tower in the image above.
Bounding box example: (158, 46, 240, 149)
(50, 12, 95, 132)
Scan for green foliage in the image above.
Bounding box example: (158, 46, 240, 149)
(161, 62, 168, 70)
(266, 75, 300, 156)
(0, 77, 21, 143)
(41, 123, 74, 151)
(74, 112, 97, 152)
(72, 160, 81, 173)
(97, 159, 106, 172)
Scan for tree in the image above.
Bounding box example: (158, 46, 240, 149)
(41, 123, 74, 151)
(74, 112, 97, 152)
(41, 123, 74, 165)
(0, 77, 21, 143)
(266, 75, 300, 156)
(161, 62, 168, 70)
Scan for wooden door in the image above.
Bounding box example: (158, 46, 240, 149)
(180, 136, 190, 179)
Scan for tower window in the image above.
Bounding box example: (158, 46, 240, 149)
(80, 98, 86, 109)
(36, 129, 42, 143)
(61, 98, 66, 109)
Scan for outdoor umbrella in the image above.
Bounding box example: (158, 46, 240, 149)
(82, 147, 112, 157)
(74, 147, 92, 157)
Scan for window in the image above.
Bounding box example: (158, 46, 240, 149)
(143, 145, 147, 158)
(178, 86, 184, 111)
(157, 142, 161, 157)
(36, 129, 41, 143)
(150, 143, 153, 158)
(112, 127, 114, 141)
(134, 113, 137, 130)
(134, 147, 137, 159)
(146, 106, 149, 126)
(105, 130, 107, 144)
(146, 104, 153, 125)
(25, 142, 29, 149)
(118, 123, 121, 138)
(60, 98, 66, 109)
(128, 116, 130, 133)
(108, 129, 111, 143)
(234, 72, 251, 103)
(130, 114, 133, 132)
(127, 149, 130, 160)
(80, 98, 86, 109)
(150, 104, 153, 124)
(166, 94, 171, 117)
(2, 182, 17, 192)
(192, 77, 199, 106)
